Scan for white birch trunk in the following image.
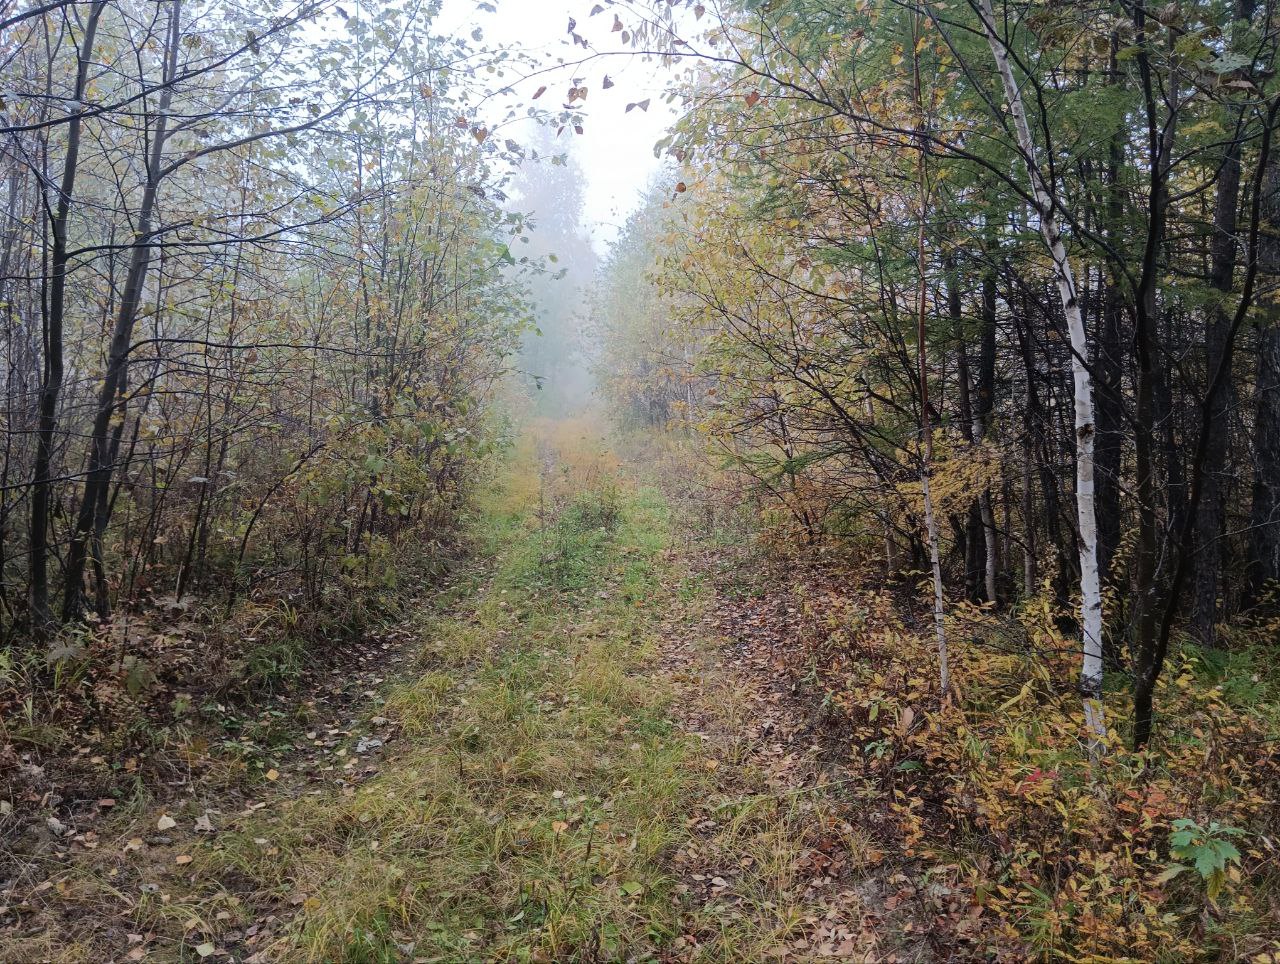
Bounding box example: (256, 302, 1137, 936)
(921, 470, 950, 693)
(971, 382, 1000, 605)
(915, 228, 950, 695)
(977, 0, 1106, 744)
(912, 16, 949, 698)
(981, 490, 999, 604)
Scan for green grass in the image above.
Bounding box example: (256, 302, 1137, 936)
(201, 442, 716, 962)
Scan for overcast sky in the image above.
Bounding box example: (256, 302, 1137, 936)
(437, 0, 682, 251)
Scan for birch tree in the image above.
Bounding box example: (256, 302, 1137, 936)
(973, 0, 1106, 745)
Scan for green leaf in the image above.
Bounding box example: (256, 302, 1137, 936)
(1194, 849, 1221, 879)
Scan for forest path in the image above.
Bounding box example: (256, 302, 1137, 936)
(6, 418, 898, 962)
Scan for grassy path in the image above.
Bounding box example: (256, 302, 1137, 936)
(5, 420, 879, 962)
(222, 423, 721, 961)
(211, 419, 873, 962)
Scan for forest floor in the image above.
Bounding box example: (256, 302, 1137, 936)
(1, 418, 923, 962)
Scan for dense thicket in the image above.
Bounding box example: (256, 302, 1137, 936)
(596, 0, 1280, 749)
(0, 0, 555, 659)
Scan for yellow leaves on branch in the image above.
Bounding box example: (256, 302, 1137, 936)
(895, 438, 1004, 519)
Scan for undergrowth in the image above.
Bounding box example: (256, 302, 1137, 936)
(781, 577, 1280, 960)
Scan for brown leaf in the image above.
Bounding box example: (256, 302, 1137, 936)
(532, 85, 547, 100)
(613, 14, 624, 31)
(745, 90, 761, 108)
(897, 706, 915, 736)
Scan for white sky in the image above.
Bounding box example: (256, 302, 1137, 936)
(437, 0, 682, 251)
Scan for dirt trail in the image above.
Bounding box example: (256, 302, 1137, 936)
(652, 543, 918, 961)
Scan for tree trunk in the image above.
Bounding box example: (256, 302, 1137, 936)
(63, 0, 181, 621)
(1249, 152, 1280, 605)
(1248, 324, 1280, 603)
(30, 1, 105, 630)
(1192, 0, 1257, 644)
(978, 0, 1105, 744)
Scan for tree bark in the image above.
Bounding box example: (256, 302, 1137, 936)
(978, 0, 1105, 744)
(1192, 0, 1257, 643)
(63, 0, 181, 621)
(1248, 324, 1280, 603)
(1249, 152, 1280, 604)
(30, 1, 105, 630)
